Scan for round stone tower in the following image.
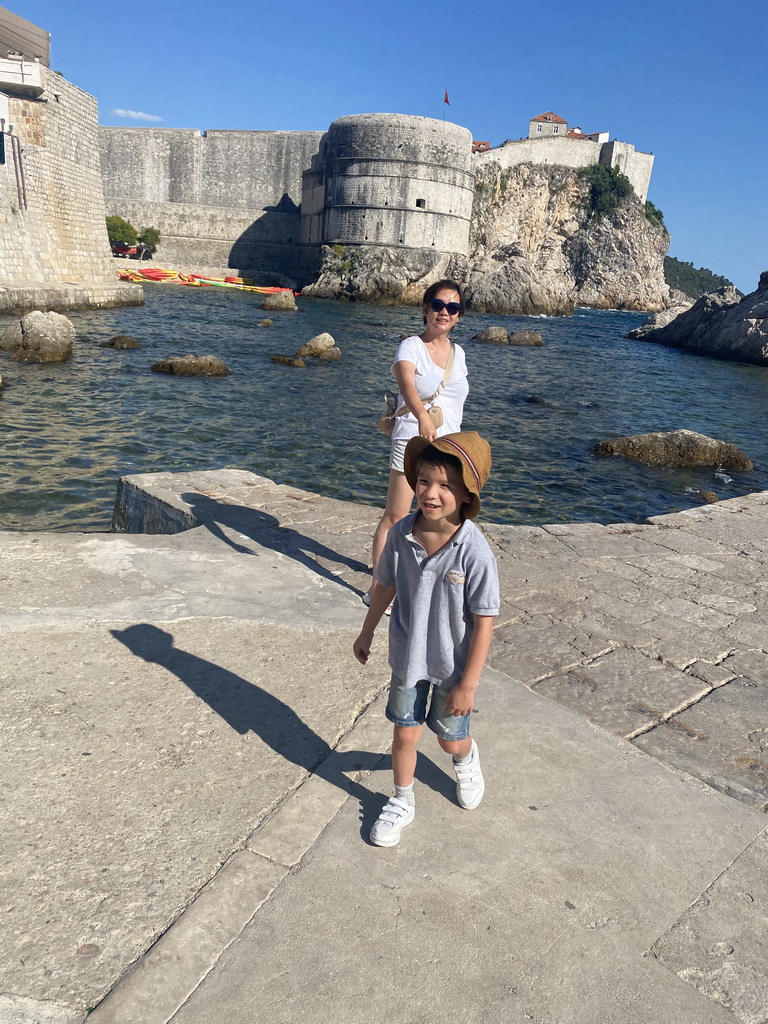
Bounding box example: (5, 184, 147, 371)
(301, 113, 474, 254)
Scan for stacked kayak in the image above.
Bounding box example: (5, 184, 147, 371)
(116, 267, 296, 294)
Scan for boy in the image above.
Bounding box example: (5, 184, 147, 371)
(353, 431, 499, 847)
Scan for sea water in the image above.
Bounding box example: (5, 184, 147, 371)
(1, 286, 767, 531)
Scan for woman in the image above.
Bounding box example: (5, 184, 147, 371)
(365, 279, 469, 607)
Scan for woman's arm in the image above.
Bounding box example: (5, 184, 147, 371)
(394, 360, 437, 441)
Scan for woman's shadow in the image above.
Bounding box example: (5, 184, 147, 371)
(181, 491, 370, 597)
(111, 624, 454, 838)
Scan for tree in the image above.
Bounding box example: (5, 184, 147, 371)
(644, 200, 666, 231)
(578, 165, 633, 218)
(137, 226, 161, 260)
(106, 216, 137, 246)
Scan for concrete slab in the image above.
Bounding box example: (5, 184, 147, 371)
(633, 678, 768, 812)
(652, 830, 768, 1024)
(168, 669, 765, 1024)
(4, 474, 768, 1024)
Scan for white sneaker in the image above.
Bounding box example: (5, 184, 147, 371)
(369, 796, 415, 847)
(453, 739, 484, 809)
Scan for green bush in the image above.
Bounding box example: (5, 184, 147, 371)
(578, 165, 633, 218)
(106, 215, 137, 246)
(137, 226, 161, 258)
(644, 200, 666, 230)
(331, 243, 345, 257)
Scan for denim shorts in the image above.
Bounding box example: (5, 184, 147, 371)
(389, 438, 409, 473)
(385, 674, 471, 741)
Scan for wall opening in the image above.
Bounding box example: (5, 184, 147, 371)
(415, 198, 426, 209)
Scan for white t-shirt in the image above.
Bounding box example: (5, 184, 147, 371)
(391, 335, 469, 441)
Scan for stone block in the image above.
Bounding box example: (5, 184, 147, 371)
(532, 648, 711, 737)
(633, 678, 768, 810)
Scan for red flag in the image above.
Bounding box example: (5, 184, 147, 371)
(443, 90, 450, 105)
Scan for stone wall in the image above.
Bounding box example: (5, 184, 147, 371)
(100, 127, 324, 285)
(478, 135, 654, 202)
(0, 68, 117, 285)
(300, 114, 474, 254)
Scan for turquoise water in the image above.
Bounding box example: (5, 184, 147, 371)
(1, 286, 767, 531)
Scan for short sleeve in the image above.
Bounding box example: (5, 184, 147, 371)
(391, 336, 422, 374)
(465, 548, 500, 617)
(375, 528, 397, 588)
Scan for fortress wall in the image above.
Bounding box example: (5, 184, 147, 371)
(0, 69, 116, 285)
(100, 127, 323, 283)
(478, 136, 604, 174)
(304, 114, 474, 253)
(477, 135, 654, 203)
(599, 141, 654, 202)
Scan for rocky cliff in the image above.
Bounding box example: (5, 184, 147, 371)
(303, 163, 670, 315)
(633, 272, 768, 365)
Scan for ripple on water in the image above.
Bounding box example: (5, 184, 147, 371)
(1, 286, 767, 531)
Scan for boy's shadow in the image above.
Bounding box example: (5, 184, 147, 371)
(181, 491, 370, 597)
(111, 624, 455, 839)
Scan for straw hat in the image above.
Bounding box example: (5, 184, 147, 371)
(404, 431, 492, 520)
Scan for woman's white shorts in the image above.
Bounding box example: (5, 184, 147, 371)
(389, 437, 410, 473)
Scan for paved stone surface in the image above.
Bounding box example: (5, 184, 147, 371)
(652, 831, 768, 1024)
(2, 471, 767, 1023)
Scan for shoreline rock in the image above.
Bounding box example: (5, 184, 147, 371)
(592, 429, 753, 472)
(632, 272, 768, 365)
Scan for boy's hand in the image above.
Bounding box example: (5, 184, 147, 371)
(445, 682, 476, 717)
(353, 630, 374, 665)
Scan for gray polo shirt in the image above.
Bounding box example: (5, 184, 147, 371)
(376, 512, 500, 689)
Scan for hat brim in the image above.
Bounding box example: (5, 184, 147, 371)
(403, 436, 481, 519)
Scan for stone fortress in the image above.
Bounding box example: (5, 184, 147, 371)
(0, 6, 658, 311)
(100, 109, 655, 291)
(0, 8, 141, 311)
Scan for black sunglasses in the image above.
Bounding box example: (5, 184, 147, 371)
(429, 298, 461, 316)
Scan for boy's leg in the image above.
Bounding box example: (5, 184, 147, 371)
(427, 689, 485, 810)
(371, 679, 427, 847)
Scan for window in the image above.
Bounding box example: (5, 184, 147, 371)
(536, 124, 542, 133)
(416, 198, 426, 209)
(553, 126, 559, 134)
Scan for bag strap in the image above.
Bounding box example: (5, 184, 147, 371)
(423, 343, 455, 404)
(393, 343, 455, 419)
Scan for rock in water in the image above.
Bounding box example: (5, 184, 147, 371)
(258, 319, 273, 327)
(626, 289, 693, 339)
(152, 355, 231, 376)
(260, 291, 296, 312)
(316, 346, 341, 361)
(508, 330, 543, 346)
(633, 273, 768, 365)
(295, 333, 336, 358)
(269, 355, 306, 367)
(103, 334, 140, 349)
(592, 429, 753, 471)
(0, 310, 75, 363)
(473, 327, 510, 344)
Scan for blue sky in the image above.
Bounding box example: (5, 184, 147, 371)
(20, 0, 767, 293)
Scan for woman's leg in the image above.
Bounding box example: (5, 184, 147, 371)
(369, 470, 414, 588)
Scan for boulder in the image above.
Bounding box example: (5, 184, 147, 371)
(258, 319, 273, 327)
(316, 346, 342, 362)
(295, 333, 336, 358)
(102, 334, 140, 349)
(260, 291, 296, 312)
(508, 330, 543, 346)
(592, 429, 753, 471)
(626, 289, 693, 339)
(270, 355, 306, 368)
(0, 310, 75, 363)
(151, 354, 231, 376)
(633, 273, 768, 365)
(697, 491, 719, 504)
(473, 326, 510, 344)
